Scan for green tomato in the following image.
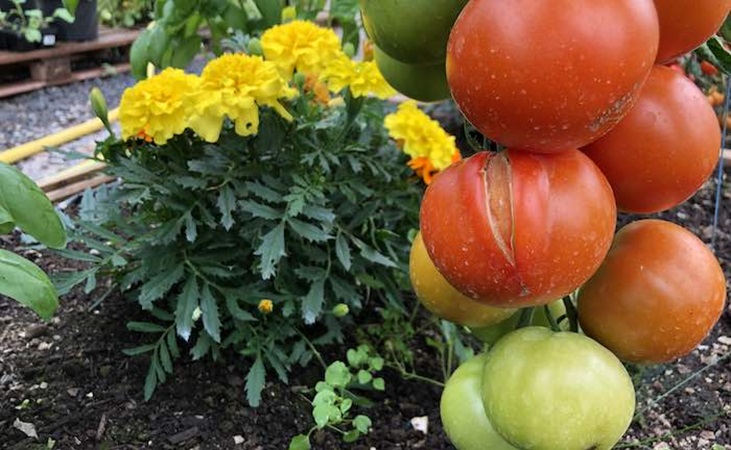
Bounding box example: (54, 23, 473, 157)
(360, 0, 468, 64)
(440, 353, 518, 450)
(470, 300, 567, 346)
(374, 46, 451, 103)
(482, 327, 635, 450)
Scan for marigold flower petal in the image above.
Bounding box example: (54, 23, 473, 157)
(119, 68, 200, 145)
(190, 54, 296, 142)
(261, 20, 342, 78)
(384, 101, 460, 172)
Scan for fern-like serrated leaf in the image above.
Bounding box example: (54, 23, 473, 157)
(302, 279, 325, 325)
(245, 355, 266, 407)
(144, 362, 158, 401)
(240, 199, 283, 220)
(174, 276, 199, 341)
(287, 218, 330, 242)
(254, 223, 286, 280)
(200, 283, 222, 343)
(217, 184, 237, 230)
(138, 264, 185, 310)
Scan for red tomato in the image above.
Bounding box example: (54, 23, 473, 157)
(420, 149, 616, 308)
(446, 0, 659, 152)
(409, 231, 517, 328)
(578, 220, 726, 364)
(654, 0, 731, 64)
(582, 65, 721, 214)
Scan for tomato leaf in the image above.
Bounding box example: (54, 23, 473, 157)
(0, 248, 58, 320)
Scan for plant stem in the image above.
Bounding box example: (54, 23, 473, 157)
(562, 295, 579, 332)
(516, 307, 535, 328)
(295, 328, 328, 370)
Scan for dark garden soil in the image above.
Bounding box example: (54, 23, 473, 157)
(1, 169, 731, 450)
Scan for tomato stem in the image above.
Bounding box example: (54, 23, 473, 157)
(543, 304, 561, 332)
(562, 295, 579, 333)
(516, 307, 535, 329)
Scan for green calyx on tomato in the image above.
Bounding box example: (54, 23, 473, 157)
(374, 46, 451, 103)
(482, 327, 636, 450)
(440, 353, 517, 450)
(470, 300, 567, 346)
(360, 0, 468, 65)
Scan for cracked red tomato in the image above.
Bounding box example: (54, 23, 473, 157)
(409, 231, 516, 328)
(582, 65, 721, 214)
(420, 149, 616, 308)
(578, 220, 726, 364)
(654, 0, 731, 63)
(446, 0, 659, 152)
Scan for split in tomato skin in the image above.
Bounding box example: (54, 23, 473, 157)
(409, 231, 517, 328)
(653, 0, 731, 64)
(419, 149, 616, 308)
(582, 65, 721, 214)
(578, 219, 727, 364)
(446, 0, 659, 152)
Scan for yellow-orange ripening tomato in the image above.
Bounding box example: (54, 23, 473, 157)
(578, 220, 726, 364)
(446, 0, 659, 152)
(420, 149, 616, 308)
(582, 65, 721, 214)
(410, 232, 516, 328)
(654, 0, 731, 64)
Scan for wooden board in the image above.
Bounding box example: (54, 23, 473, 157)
(0, 27, 140, 98)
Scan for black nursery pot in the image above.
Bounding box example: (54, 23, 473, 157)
(42, 0, 98, 42)
(0, 27, 57, 52)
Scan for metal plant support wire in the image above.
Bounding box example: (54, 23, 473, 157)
(712, 76, 731, 250)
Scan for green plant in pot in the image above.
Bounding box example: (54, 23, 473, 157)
(0, 0, 72, 50)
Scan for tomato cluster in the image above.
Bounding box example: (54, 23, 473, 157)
(366, 0, 730, 448)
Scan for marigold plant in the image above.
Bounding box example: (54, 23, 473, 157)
(62, 20, 426, 406)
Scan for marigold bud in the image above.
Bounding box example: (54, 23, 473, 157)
(247, 37, 264, 56)
(332, 303, 349, 318)
(258, 299, 274, 314)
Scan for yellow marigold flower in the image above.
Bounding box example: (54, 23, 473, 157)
(258, 299, 274, 314)
(349, 61, 396, 99)
(321, 56, 395, 99)
(384, 101, 461, 178)
(261, 20, 342, 78)
(119, 68, 200, 145)
(190, 54, 297, 143)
